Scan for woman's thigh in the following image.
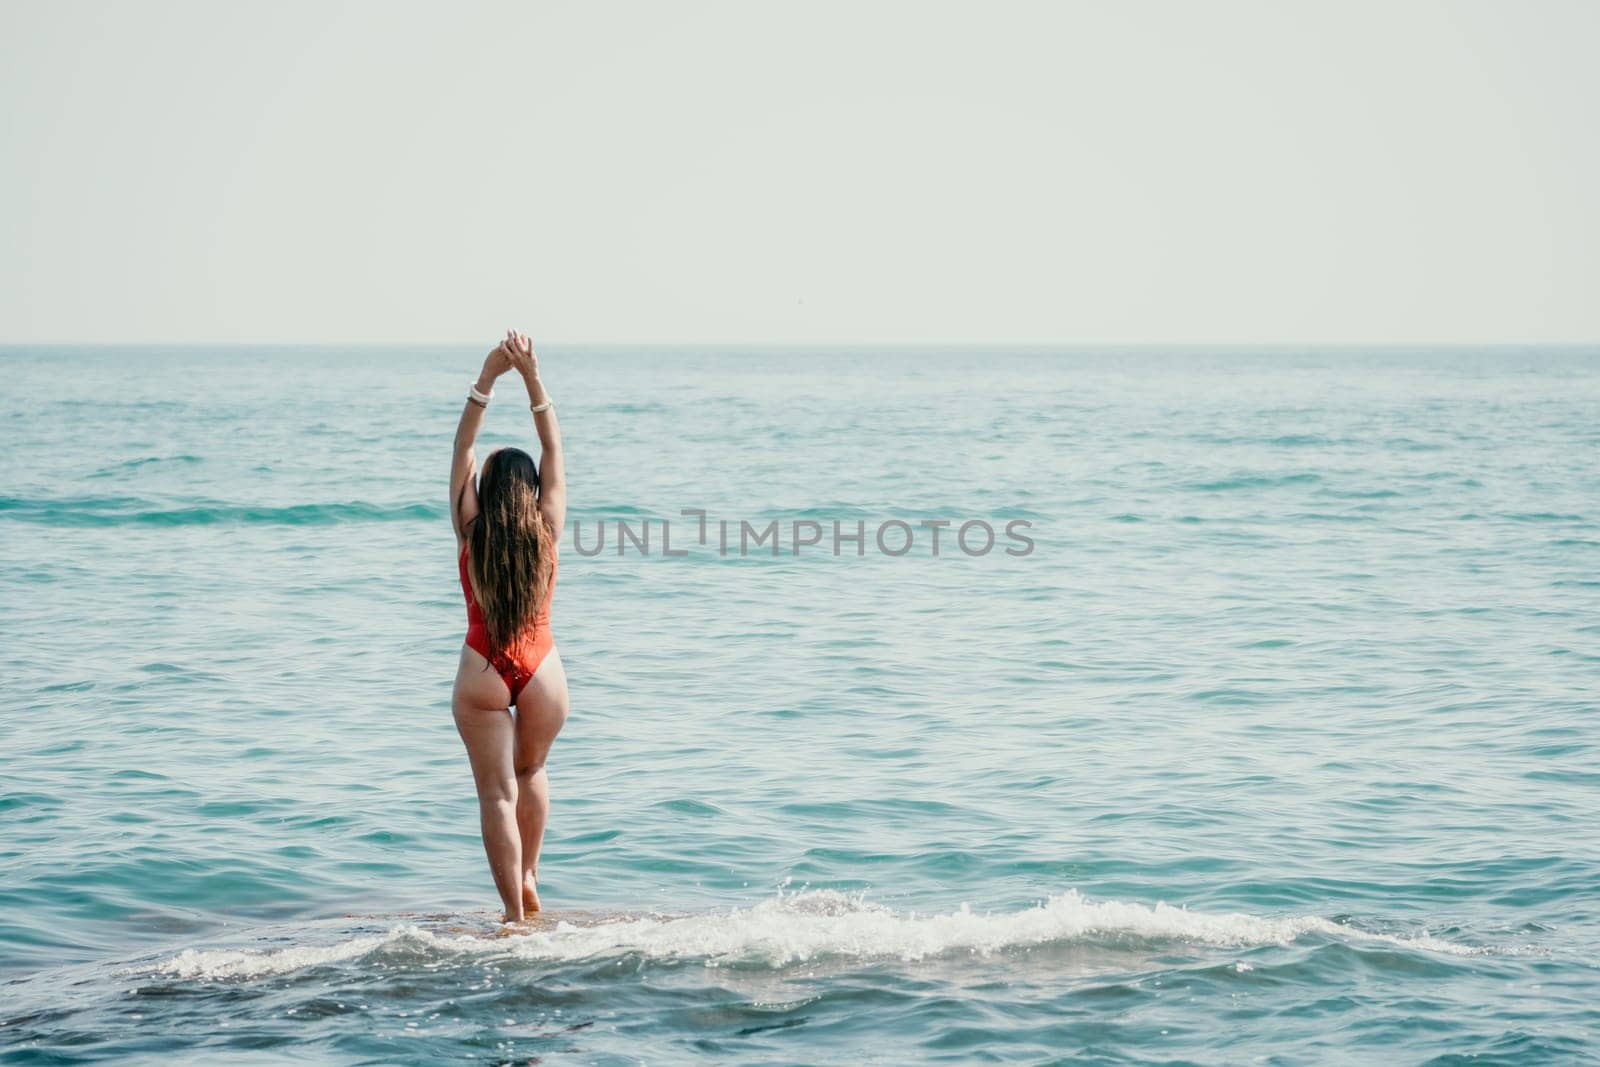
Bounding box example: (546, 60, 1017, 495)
(453, 645, 515, 792)
(514, 647, 569, 773)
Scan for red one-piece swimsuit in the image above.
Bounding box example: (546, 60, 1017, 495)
(460, 544, 558, 702)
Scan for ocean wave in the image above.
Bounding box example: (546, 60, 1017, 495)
(0, 495, 442, 526)
(1182, 473, 1322, 492)
(86, 454, 203, 478)
(139, 888, 1489, 981)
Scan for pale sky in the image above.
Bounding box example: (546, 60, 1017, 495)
(2, 0, 1596, 344)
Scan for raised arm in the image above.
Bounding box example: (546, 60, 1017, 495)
(450, 342, 514, 545)
(506, 330, 566, 533)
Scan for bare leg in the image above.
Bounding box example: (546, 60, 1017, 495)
(516, 767, 550, 911)
(514, 648, 570, 913)
(453, 647, 523, 922)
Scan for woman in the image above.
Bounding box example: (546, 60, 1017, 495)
(450, 329, 568, 923)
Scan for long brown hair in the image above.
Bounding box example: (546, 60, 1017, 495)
(467, 447, 554, 667)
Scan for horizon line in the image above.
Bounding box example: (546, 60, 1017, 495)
(4, 339, 1600, 350)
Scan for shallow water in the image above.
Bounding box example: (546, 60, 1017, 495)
(3, 345, 1599, 1064)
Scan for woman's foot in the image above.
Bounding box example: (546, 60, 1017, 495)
(521, 872, 541, 913)
(496, 915, 532, 935)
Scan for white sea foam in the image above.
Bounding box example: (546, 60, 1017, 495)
(140, 888, 1488, 981)
(153, 932, 396, 980)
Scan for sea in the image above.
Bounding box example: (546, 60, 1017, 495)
(2, 345, 1598, 1065)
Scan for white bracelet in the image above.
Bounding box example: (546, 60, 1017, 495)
(529, 398, 553, 414)
(468, 381, 493, 406)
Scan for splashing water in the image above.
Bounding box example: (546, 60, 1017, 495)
(143, 888, 1505, 983)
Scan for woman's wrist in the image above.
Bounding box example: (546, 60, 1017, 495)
(474, 366, 499, 394)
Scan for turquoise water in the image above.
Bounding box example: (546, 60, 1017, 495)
(3, 345, 1599, 1064)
